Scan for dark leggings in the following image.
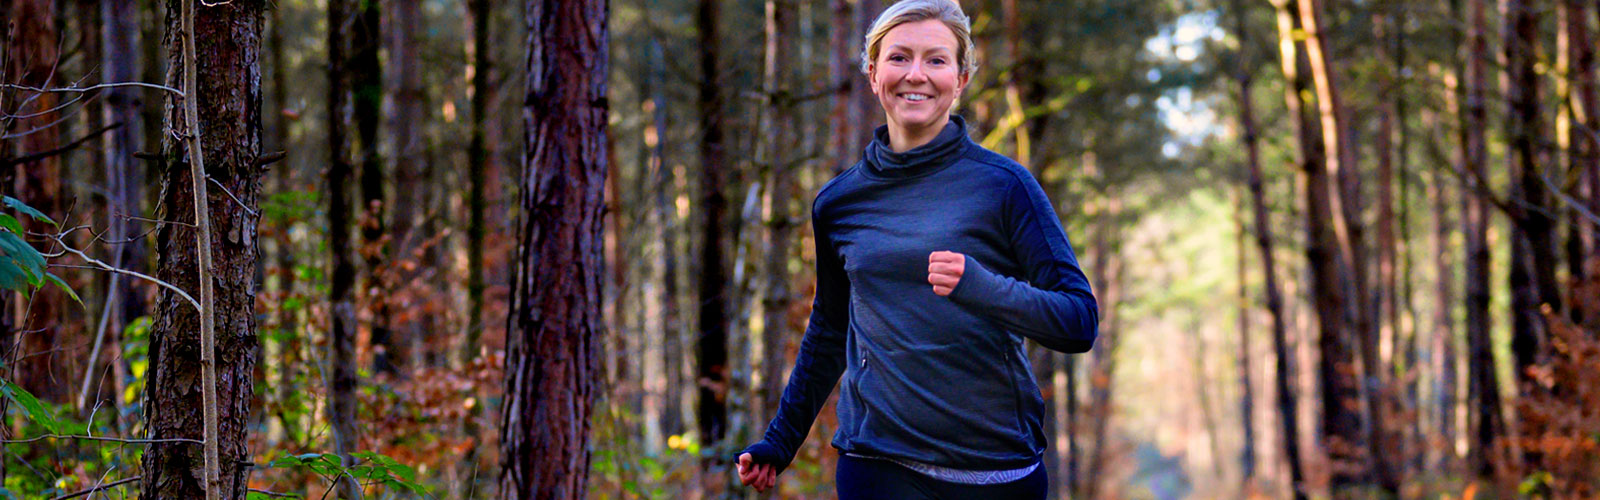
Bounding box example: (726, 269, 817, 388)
(835, 454, 1049, 500)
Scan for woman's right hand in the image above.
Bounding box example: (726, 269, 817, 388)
(737, 453, 778, 492)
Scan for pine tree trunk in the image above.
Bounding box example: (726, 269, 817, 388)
(1505, 0, 1560, 399)
(829, 0, 856, 175)
(388, 0, 428, 365)
(1272, 0, 1366, 493)
(498, 1, 608, 496)
(696, 0, 731, 446)
(465, 0, 491, 363)
(352, 0, 392, 376)
(325, 0, 362, 496)
(96, 0, 145, 418)
(1237, 6, 1307, 491)
(140, 1, 264, 497)
(1462, 0, 1506, 478)
(759, 0, 796, 429)
(7, 0, 64, 402)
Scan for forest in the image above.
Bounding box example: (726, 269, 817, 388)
(0, 0, 1597, 498)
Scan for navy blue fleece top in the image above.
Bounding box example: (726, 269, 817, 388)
(741, 114, 1098, 473)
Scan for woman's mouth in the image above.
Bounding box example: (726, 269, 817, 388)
(899, 92, 933, 103)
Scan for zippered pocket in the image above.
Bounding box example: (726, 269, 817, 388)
(850, 352, 871, 438)
(1003, 347, 1027, 441)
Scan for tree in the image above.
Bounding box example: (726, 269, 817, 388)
(759, 0, 796, 430)
(696, 0, 731, 448)
(498, 0, 609, 496)
(140, 0, 264, 497)
(1270, 0, 1364, 492)
(352, 0, 392, 376)
(324, 0, 361, 496)
(1460, 0, 1507, 478)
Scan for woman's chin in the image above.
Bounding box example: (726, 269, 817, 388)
(890, 111, 946, 131)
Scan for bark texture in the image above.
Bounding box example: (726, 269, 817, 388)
(498, 0, 608, 497)
(141, 1, 264, 497)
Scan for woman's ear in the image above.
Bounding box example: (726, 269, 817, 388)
(955, 71, 970, 100)
(867, 62, 880, 94)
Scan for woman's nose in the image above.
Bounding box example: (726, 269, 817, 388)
(905, 61, 930, 83)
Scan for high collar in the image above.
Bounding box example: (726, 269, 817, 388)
(863, 114, 971, 180)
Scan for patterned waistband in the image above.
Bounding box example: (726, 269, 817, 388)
(843, 452, 1040, 485)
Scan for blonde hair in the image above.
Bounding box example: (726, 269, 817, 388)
(860, 0, 978, 77)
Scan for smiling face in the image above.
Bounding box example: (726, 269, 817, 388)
(868, 19, 970, 148)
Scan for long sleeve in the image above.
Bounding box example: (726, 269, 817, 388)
(739, 202, 850, 473)
(946, 171, 1099, 353)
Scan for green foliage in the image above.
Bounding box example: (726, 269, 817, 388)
(0, 379, 86, 435)
(0, 196, 80, 306)
(267, 450, 429, 496)
(3, 196, 56, 227)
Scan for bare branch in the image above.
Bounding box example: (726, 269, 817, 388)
(48, 240, 201, 313)
(2, 122, 121, 167)
(50, 475, 140, 500)
(208, 175, 260, 218)
(1, 433, 202, 445)
(0, 81, 184, 97)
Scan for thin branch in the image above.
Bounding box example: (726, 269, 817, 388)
(48, 245, 202, 313)
(1, 434, 202, 445)
(1540, 170, 1600, 228)
(248, 488, 298, 498)
(208, 175, 260, 217)
(0, 81, 184, 97)
(50, 475, 140, 500)
(1, 92, 87, 120)
(1, 121, 121, 167)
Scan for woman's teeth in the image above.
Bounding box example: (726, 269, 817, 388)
(903, 93, 930, 102)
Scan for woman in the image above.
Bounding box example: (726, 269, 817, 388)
(736, 0, 1098, 498)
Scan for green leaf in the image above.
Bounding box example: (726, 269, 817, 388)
(2, 378, 62, 434)
(0, 214, 21, 235)
(0, 260, 29, 292)
(42, 272, 81, 306)
(0, 230, 45, 285)
(3, 196, 55, 227)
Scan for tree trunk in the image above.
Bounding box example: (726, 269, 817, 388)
(1505, 0, 1560, 400)
(1462, 0, 1506, 479)
(140, 1, 263, 497)
(1565, 0, 1598, 317)
(498, 1, 608, 497)
(1372, 7, 1408, 488)
(1236, 193, 1257, 489)
(1432, 72, 1459, 470)
(1084, 192, 1123, 500)
(465, 0, 491, 364)
(324, 0, 362, 496)
(696, 0, 731, 447)
(7, 0, 64, 403)
(95, 0, 145, 417)
(759, 0, 796, 430)
(388, 0, 427, 365)
(460, 0, 492, 492)
(1237, 5, 1307, 491)
(829, 0, 856, 175)
(1272, 0, 1366, 493)
(351, 0, 392, 376)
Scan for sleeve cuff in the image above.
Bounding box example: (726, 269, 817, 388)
(738, 441, 791, 474)
(948, 254, 1002, 305)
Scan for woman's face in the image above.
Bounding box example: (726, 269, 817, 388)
(869, 19, 969, 137)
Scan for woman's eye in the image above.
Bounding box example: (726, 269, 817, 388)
(888, 54, 908, 62)
(929, 58, 946, 65)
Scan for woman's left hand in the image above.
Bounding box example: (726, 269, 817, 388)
(928, 251, 965, 296)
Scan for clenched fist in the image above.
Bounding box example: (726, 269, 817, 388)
(928, 251, 966, 296)
(737, 453, 777, 492)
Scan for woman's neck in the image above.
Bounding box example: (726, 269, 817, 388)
(887, 114, 951, 153)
